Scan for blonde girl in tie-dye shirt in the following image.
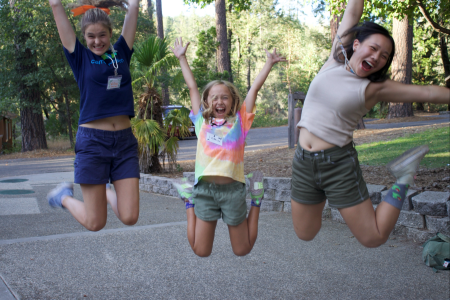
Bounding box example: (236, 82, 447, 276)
(171, 37, 286, 257)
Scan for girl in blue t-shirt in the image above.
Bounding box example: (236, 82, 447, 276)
(47, 0, 140, 231)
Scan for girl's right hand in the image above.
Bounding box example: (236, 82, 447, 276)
(170, 37, 190, 59)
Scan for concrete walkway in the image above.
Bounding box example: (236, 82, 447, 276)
(0, 172, 448, 299)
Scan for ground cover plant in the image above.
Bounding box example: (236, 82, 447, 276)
(356, 127, 449, 169)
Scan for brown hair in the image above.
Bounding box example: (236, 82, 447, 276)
(200, 80, 242, 122)
(68, 0, 128, 35)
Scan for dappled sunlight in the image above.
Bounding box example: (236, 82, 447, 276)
(426, 152, 450, 158)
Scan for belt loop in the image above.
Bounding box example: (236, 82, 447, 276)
(321, 150, 325, 160)
(327, 156, 331, 163)
(301, 148, 304, 160)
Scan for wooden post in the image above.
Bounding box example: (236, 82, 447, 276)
(288, 92, 306, 149)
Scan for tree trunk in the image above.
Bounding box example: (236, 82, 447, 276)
(147, 0, 153, 20)
(330, 1, 344, 43)
(215, 0, 232, 82)
(439, 32, 450, 110)
(388, 15, 414, 118)
(155, 0, 163, 39)
(64, 90, 74, 148)
(56, 95, 67, 135)
(155, 0, 170, 106)
(227, 3, 233, 83)
(16, 32, 47, 152)
(247, 48, 251, 92)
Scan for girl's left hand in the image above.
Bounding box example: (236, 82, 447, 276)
(265, 49, 287, 65)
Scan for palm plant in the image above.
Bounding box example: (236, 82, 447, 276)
(131, 35, 184, 173)
(160, 107, 192, 172)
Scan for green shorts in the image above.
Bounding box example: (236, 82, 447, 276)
(291, 143, 369, 209)
(193, 180, 247, 226)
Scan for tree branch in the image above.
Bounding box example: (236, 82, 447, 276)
(416, 0, 450, 35)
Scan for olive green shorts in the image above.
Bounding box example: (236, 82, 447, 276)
(291, 143, 369, 209)
(193, 180, 247, 226)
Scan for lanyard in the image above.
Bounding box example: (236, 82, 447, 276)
(101, 45, 119, 76)
(336, 34, 358, 76)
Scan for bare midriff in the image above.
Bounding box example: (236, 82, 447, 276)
(79, 115, 131, 131)
(201, 176, 236, 185)
(299, 127, 336, 152)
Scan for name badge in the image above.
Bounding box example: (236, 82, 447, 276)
(206, 132, 223, 146)
(107, 75, 122, 90)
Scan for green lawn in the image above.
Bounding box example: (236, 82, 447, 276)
(356, 127, 450, 168)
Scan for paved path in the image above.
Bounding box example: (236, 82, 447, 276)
(0, 172, 449, 299)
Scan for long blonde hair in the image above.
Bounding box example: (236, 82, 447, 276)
(200, 80, 242, 122)
(68, 0, 128, 35)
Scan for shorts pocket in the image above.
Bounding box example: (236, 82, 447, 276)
(74, 134, 102, 155)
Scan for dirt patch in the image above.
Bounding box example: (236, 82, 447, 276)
(0, 149, 74, 160)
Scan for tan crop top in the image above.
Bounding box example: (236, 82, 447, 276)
(297, 61, 371, 147)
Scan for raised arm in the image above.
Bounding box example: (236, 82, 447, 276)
(322, 0, 365, 70)
(365, 80, 450, 109)
(121, 0, 139, 50)
(245, 49, 286, 113)
(170, 38, 201, 115)
(49, 0, 76, 53)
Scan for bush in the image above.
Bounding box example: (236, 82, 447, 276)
(252, 110, 288, 128)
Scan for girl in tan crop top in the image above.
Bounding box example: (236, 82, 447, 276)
(291, 0, 449, 248)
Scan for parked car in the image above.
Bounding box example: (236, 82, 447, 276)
(161, 105, 196, 139)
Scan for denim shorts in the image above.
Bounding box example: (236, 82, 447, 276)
(290, 143, 369, 208)
(74, 126, 140, 185)
(193, 180, 247, 226)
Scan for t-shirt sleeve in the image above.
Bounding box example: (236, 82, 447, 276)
(240, 102, 256, 133)
(114, 35, 134, 65)
(190, 108, 204, 136)
(63, 38, 84, 81)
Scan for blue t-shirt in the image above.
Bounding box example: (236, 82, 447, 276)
(64, 35, 135, 125)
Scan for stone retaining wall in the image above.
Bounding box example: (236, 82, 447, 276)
(139, 172, 450, 242)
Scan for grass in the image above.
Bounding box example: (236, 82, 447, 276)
(356, 127, 449, 168)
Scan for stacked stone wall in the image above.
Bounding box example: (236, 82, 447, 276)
(139, 173, 450, 242)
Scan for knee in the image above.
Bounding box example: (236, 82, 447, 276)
(193, 248, 212, 258)
(121, 214, 139, 226)
(294, 228, 318, 242)
(85, 220, 106, 232)
(232, 248, 251, 257)
(358, 236, 388, 248)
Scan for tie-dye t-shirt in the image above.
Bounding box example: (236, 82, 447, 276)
(190, 102, 255, 185)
